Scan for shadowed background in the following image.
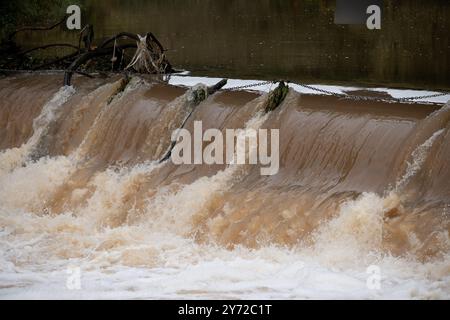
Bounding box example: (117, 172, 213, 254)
(2, 0, 450, 89)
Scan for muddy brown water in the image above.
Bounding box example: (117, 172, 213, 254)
(0, 74, 449, 261)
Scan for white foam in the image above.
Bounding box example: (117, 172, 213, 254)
(1, 78, 449, 300)
(0, 232, 448, 299)
(396, 129, 445, 190)
(0, 86, 75, 176)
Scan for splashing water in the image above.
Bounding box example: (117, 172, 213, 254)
(396, 129, 445, 190)
(0, 86, 75, 175)
(0, 75, 449, 299)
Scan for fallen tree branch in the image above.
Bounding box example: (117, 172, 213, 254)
(2, 43, 80, 69)
(4, 20, 174, 86)
(208, 79, 228, 95)
(78, 24, 95, 52)
(64, 44, 137, 86)
(99, 32, 140, 48)
(18, 43, 79, 56)
(32, 50, 82, 70)
(159, 79, 228, 163)
(100, 32, 172, 73)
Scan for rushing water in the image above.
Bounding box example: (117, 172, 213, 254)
(13, 0, 450, 90)
(0, 73, 449, 299)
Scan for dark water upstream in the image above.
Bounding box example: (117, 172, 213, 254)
(15, 0, 450, 90)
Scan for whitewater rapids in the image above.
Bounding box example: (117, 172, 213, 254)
(0, 74, 449, 299)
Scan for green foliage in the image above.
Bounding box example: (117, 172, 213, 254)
(265, 81, 289, 113)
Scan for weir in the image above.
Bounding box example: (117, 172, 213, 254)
(0, 74, 449, 298)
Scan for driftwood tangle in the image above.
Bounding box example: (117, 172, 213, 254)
(1, 16, 173, 86)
